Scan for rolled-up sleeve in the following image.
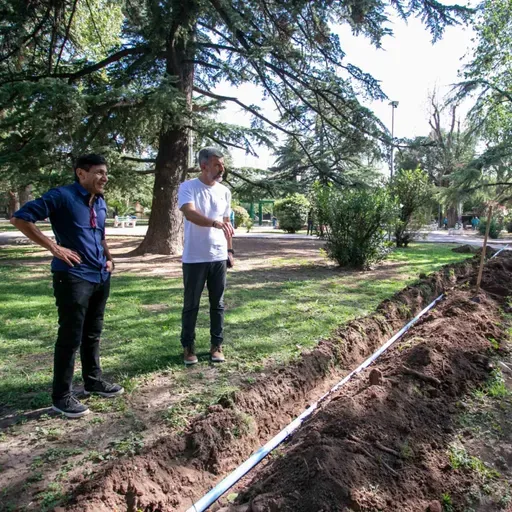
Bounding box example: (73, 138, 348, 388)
(13, 188, 62, 223)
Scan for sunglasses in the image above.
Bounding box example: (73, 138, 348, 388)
(90, 206, 97, 229)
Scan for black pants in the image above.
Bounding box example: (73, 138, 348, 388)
(181, 261, 227, 348)
(52, 272, 110, 400)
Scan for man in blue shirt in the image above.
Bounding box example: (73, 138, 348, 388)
(10, 154, 123, 418)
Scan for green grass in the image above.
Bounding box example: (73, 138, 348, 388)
(448, 442, 500, 480)
(0, 243, 473, 412)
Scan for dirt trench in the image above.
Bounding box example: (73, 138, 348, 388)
(223, 255, 512, 512)
(65, 255, 491, 512)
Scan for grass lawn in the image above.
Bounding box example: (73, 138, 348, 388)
(0, 243, 473, 413)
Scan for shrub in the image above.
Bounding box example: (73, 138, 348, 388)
(232, 205, 249, 228)
(478, 217, 502, 239)
(390, 168, 432, 247)
(274, 193, 310, 233)
(316, 185, 395, 268)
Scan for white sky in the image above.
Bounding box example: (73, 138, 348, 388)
(213, 5, 477, 169)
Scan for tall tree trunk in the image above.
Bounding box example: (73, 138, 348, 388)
(18, 184, 33, 206)
(447, 205, 457, 228)
(133, 127, 189, 254)
(7, 190, 19, 218)
(131, 9, 195, 256)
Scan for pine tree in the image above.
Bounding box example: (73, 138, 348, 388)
(0, 0, 472, 253)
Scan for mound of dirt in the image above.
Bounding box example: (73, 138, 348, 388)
(226, 256, 512, 512)
(65, 254, 509, 512)
(452, 244, 478, 254)
(452, 244, 496, 257)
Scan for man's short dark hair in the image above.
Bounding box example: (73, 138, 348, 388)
(74, 154, 107, 181)
(198, 147, 224, 167)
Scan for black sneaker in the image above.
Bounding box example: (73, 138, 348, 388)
(52, 395, 90, 418)
(84, 380, 124, 398)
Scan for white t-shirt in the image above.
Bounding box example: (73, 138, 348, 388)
(178, 178, 232, 263)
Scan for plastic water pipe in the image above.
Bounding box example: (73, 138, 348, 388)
(186, 294, 445, 512)
(491, 244, 509, 259)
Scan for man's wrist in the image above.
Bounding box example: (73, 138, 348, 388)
(228, 249, 235, 255)
(212, 220, 218, 228)
(108, 259, 115, 269)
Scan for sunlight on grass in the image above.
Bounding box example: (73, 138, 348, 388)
(0, 243, 473, 410)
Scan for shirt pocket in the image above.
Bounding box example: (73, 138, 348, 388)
(211, 198, 227, 218)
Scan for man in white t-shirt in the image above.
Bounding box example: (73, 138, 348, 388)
(178, 147, 235, 365)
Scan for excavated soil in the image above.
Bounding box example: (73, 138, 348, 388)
(64, 254, 511, 512)
(225, 255, 512, 512)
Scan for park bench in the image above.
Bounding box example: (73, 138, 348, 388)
(114, 216, 137, 228)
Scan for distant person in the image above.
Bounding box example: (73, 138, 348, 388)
(471, 216, 477, 230)
(230, 209, 235, 228)
(443, 217, 448, 229)
(474, 216, 480, 229)
(10, 154, 123, 418)
(178, 147, 234, 365)
(307, 209, 314, 236)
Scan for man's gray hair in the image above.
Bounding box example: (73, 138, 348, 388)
(198, 147, 224, 166)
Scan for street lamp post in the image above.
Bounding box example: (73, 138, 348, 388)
(389, 100, 399, 179)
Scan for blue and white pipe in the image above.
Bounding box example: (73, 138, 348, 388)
(491, 244, 509, 259)
(186, 246, 511, 512)
(186, 294, 445, 512)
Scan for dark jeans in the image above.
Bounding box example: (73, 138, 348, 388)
(52, 272, 110, 400)
(181, 261, 227, 348)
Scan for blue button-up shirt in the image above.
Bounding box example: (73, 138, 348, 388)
(13, 182, 110, 283)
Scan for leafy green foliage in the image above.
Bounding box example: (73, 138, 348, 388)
(391, 167, 433, 247)
(274, 194, 310, 233)
(316, 185, 395, 268)
(453, 0, 512, 201)
(232, 204, 249, 228)
(478, 217, 503, 239)
(0, 0, 473, 253)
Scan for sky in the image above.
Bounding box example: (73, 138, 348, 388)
(212, 4, 478, 170)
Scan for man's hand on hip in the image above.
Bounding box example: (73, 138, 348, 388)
(50, 245, 82, 267)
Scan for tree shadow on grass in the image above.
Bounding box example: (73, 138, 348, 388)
(0, 253, 462, 421)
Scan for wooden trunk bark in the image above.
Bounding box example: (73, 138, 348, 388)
(7, 190, 19, 218)
(447, 206, 457, 228)
(131, 12, 195, 256)
(133, 128, 189, 255)
(18, 184, 33, 207)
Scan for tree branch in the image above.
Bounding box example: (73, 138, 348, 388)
(55, 0, 79, 71)
(121, 156, 157, 163)
(2, 46, 160, 84)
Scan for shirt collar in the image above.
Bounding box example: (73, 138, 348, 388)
(73, 182, 104, 200)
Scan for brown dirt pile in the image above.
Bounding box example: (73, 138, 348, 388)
(65, 255, 503, 512)
(227, 255, 512, 512)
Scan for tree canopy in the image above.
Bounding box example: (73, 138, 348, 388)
(1, 0, 472, 252)
(453, 0, 512, 203)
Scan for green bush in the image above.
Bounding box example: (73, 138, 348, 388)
(274, 193, 310, 233)
(390, 168, 432, 247)
(232, 205, 249, 228)
(478, 217, 502, 239)
(316, 185, 395, 268)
